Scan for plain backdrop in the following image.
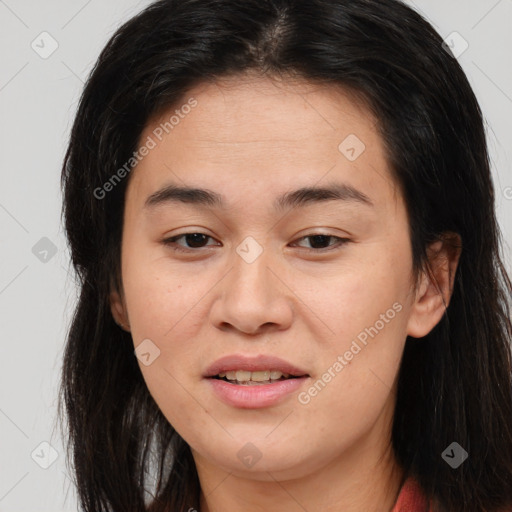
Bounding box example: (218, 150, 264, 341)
(0, 0, 511, 510)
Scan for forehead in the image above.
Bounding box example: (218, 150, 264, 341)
(145, 74, 378, 146)
(126, 74, 399, 214)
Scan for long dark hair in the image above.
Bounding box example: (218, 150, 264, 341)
(58, 0, 512, 510)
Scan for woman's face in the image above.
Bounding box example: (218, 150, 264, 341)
(111, 74, 442, 481)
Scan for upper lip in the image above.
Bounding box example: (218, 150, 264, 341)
(203, 354, 309, 378)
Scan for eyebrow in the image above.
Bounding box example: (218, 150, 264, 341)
(144, 181, 374, 212)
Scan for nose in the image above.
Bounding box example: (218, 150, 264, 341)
(209, 242, 294, 336)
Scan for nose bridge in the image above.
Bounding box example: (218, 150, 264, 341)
(231, 234, 273, 296)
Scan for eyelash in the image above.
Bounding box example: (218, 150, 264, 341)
(161, 232, 350, 254)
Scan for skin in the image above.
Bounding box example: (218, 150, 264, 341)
(110, 73, 461, 512)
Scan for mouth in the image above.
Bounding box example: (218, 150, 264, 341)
(203, 354, 310, 385)
(210, 370, 307, 385)
(205, 357, 311, 408)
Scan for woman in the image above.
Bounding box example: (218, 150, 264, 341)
(59, 0, 512, 511)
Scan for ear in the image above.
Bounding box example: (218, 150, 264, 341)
(110, 288, 131, 332)
(406, 233, 462, 339)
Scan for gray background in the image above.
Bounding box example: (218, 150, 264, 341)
(0, 0, 511, 510)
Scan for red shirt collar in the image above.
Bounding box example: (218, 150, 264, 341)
(391, 477, 431, 512)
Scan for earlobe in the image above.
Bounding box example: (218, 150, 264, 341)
(406, 234, 462, 339)
(110, 290, 131, 332)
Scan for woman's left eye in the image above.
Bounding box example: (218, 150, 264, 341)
(161, 232, 350, 253)
(290, 234, 350, 251)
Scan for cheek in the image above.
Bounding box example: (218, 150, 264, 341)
(122, 253, 214, 391)
(313, 251, 409, 346)
(293, 305, 407, 454)
(301, 246, 410, 410)
(122, 248, 200, 336)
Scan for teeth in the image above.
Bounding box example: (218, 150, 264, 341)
(251, 370, 271, 382)
(217, 370, 291, 382)
(235, 370, 252, 382)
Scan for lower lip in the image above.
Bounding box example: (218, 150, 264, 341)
(206, 377, 309, 409)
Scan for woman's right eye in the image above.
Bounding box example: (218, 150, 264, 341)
(161, 233, 220, 253)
